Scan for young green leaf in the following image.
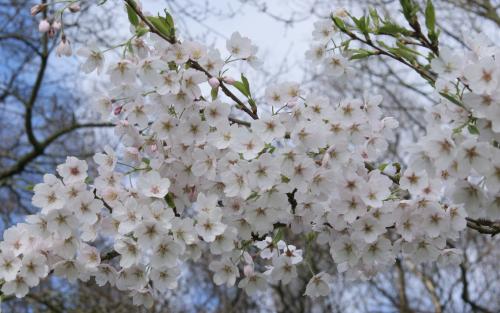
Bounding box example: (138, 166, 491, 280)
(232, 81, 250, 97)
(425, 0, 435, 33)
(211, 87, 218, 101)
(272, 227, 284, 244)
(165, 192, 176, 209)
(331, 16, 347, 31)
(349, 49, 376, 60)
(241, 74, 251, 95)
(125, 3, 139, 27)
(147, 16, 173, 41)
(377, 22, 412, 36)
(467, 124, 480, 135)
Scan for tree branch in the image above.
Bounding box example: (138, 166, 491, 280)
(460, 261, 493, 313)
(0, 122, 114, 182)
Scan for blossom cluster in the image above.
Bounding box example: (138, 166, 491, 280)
(0, 3, 498, 307)
(417, 38, 500, 222)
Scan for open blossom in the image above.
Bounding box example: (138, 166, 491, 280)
(209, 256, 239, 287)
(0, 252, 22, 281)
(150, 266, 181, 291)
(325, 54, 349, 77)
(304, 272, 331, 297)
(137, 170, 170, 198)
(238, 272, 267, 295)
(195, 213, 226, 243)
(77, 44, 105, 74)
(430, 47, 463, 79)
(108, 60, 136, 84)
(464, 56, 499, 94)
(1, 275, 30, 298)
(226, 32, 253, 59)
(57, 156, 88, 184)
(312, 20, 335, 43)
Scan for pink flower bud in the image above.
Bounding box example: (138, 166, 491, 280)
(150, 144, 158, 152)
(222, 76, 236, 85)
(114, 105, 123, 115)
(68, 3, 81, 13)
(52, 21, 62, 31)
(208, 77, 220, 89)
(38, 19, 50, 33)
(30, 4, 47, 16)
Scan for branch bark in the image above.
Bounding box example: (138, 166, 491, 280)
(0, 122, 114, 182)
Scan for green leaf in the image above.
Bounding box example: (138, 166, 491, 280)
(125, 3, 139, 27)
(281, 175, 290, 183)
(350, 14, 370, 35)
(163, 10, 175, 28)
(126, 41, 133, 54)
(272, 228, 284, 244)
(388, 47, 417, 63)
(399, 0, 419, 22)
(165, 192, 176, 209)
(163, 9, 176, 38)
(211, 87, 218, 101)
(241, 74, 251, 95)
(377, 21, 412, 36)
(425, 0, 439, 46)
(331, 16, 347, 31)
(350, 49, 375, 60)
(135, 27, 149, 37)
(369, 7, 380, 27)
(425, 0, 435, 33)
(168, 61, 178, 71)
(439, 92, 466, 109)
(232, 81, 249, 97)
(467, 124, 480, 135)
(378, 163, 388, 171)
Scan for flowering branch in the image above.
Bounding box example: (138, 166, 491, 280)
(123, 0, 258, 120)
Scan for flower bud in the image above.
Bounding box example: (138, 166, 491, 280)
(30, 4, 47, 16)
(38, 19, 50, 33)
(52, 21, 62, 31)
(114, 105, 123, 115)
(208, 77, 220, 89)
(222, 76, 236, 85)
(68, 3, 81, 13)
(56, 36, 72, 57)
